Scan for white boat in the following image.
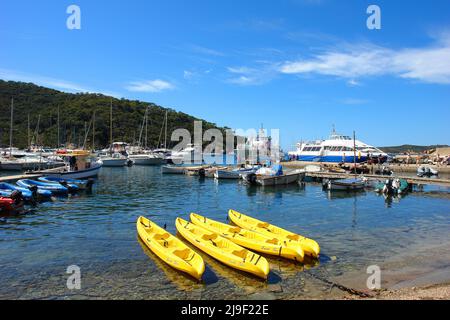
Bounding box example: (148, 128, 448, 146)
(256, 171, 303, 186)
(32, 150, 102, 179)
(327, 178, 365, 191)
(161, 164, 205, 174)
(214, 166, 259, 179)
(99, 153, 128, 167)
(129, 153, 164, 165)
(0, 155, 64, 171)
(289, 128, 387, 163)
(169, 144, 202, 164)
(417, 166, 439, 177)
(161, 165, 188, 174)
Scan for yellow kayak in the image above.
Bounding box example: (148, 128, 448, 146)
(137, 216, 205, 280)
(228, 209, 320, 258)
(175, 217, 270, 279)
(190, 213, 304, 262)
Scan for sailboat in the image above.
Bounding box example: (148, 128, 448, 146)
(153, 110, 173, 163)
(128, 106, 164, 165)
(99, 100, 129, 167)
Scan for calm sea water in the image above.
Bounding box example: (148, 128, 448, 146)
(0, 166, 449, 299)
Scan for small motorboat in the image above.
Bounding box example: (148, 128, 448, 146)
(0, 182, 52, 199)
(327, 178, 365, 191)
(417, 166, 438, 177)
(375, 178, 409, 195)
(244, 165, 303, 186)
(214, 166, 259, 180)
(128, 153, 164, 166)
(161, 165, 205, 174)
(38, 176, 94, 190)
(17, 179, 71, 195)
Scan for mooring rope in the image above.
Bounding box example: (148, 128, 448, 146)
(305, 269, 373, 298)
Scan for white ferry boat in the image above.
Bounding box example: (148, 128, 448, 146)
(288, 129, 387, 163)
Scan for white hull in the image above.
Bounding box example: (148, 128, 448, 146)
(100, 158, 127, 167)
(129, 155, 164, 166)
(214, 170, 240, 179)
(43, 163, 102, 179)
(161, 165, 187, 174)
(256, 172, 302, 186)
(327, 179, 365, 191)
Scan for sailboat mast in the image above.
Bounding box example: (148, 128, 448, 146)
(27, 113, 30, 150)
(92, 110, 95, 151)
(110, 99, 113, 154)
(353, 131, 357, 177)
(9, 98, 13, 157)
(164, 110, 167, 149)
(145, 106, 148, 150)
(57, 105, 60, 148)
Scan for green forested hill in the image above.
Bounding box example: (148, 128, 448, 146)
(379, 144, 449, 154)
(0, 80, 230, 149)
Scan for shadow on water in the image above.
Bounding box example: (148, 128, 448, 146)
(325, 190, 366, 200)
(244, 183, 306, 198)
(177, 234, 273, 292)
(137, 237, 214, 291)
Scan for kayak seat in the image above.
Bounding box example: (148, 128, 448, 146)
(173, 248, 191, 260)
(257, 222, 270, 229)
(265, 238, 279, 245)
(232, 249, 248, 260)
(154, 233, 171, 247)
(287, 234, 304, 242)
(229, 226, 241, 234)
(201, 233, 218, 242)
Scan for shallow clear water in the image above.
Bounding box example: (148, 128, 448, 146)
(0, 166, 449, 299)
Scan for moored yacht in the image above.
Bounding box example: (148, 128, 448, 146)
(288, 129, 387, 163)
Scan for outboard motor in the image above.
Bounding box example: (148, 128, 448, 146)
(245, 173, 257, 185)
(198, 168, 206, 177)
(86, 178, 95, 189)
(322, 179, 330, 190)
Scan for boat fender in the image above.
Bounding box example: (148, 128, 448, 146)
(127, 160, 134, 167)
(198, 168, 206, 177)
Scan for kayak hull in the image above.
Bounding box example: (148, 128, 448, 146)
(228, 209, 320, 258)
(190, 213, 304, 262)
(137, 216, 205, 280)
(176, 217, 270, 279)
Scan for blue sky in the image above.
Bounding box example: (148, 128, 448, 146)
(1, 0, 449, 149)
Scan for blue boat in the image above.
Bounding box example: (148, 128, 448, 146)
(0, 183, 34, 201)
(38, 176, 93, 190)
(0, 182, 53, 199)
(17, 179, 70, 195)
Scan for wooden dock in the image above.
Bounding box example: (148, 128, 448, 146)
(0, 173, 43, 183)
(303, 171, 450, 187)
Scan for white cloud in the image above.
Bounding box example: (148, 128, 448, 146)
(126, 79, 175, 93)
(0, 68, 121, 97)
(340, 98, 369, 105)
(226, 65, 277, 86)
(279, 34, 450, 84)
(183, 70, 194, 80)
